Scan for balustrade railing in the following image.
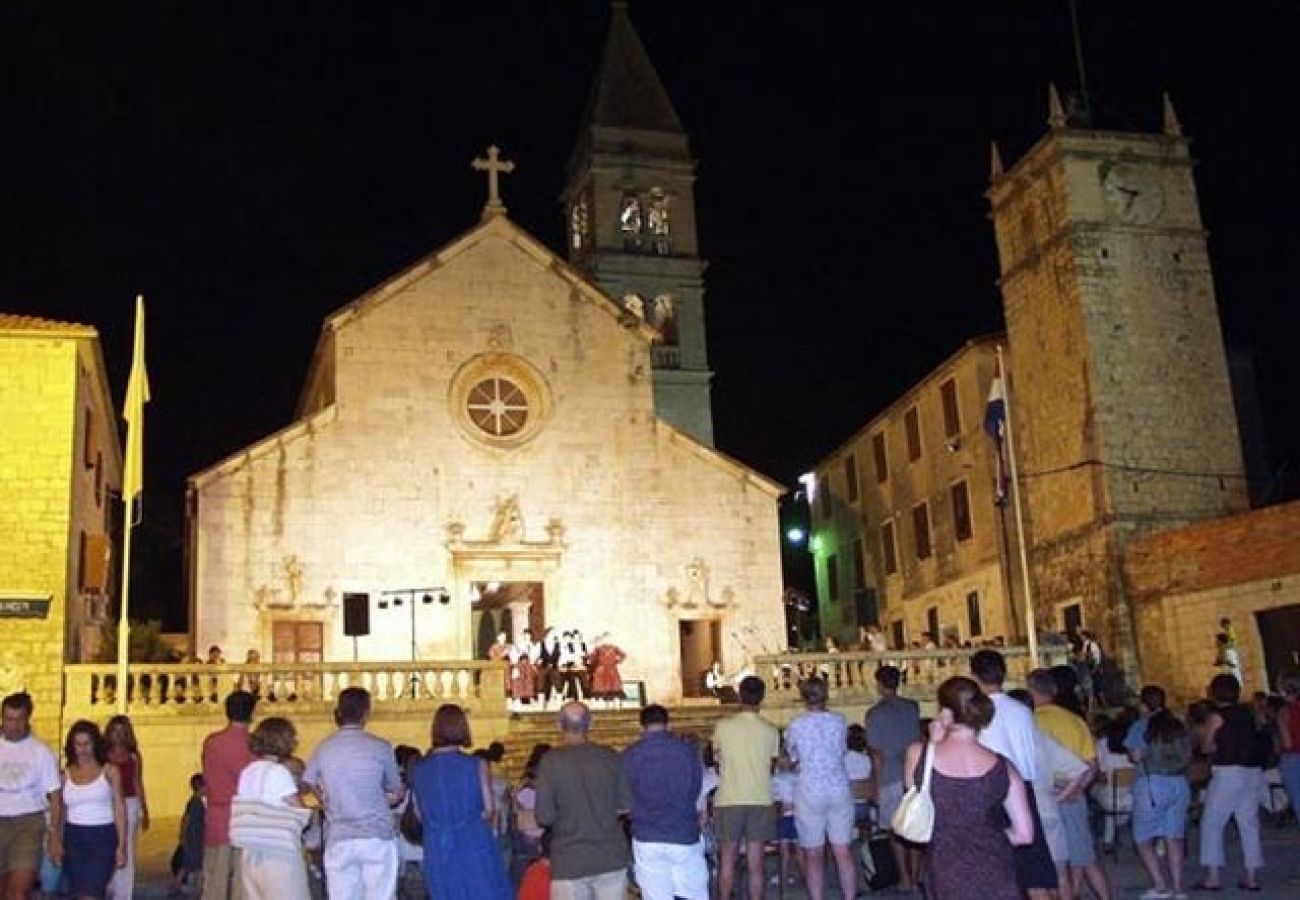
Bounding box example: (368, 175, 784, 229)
(63, 661, 507, 717)
(753, 646, 1069, 708)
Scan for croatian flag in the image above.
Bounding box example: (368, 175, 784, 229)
(985, 376, 1009, 505)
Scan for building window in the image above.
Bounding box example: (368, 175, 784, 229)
(904, 406, 922, 461)
(466, 377, 530, 437)
(872, 432, 888, 483)
(926, 606, 940, 643)
(912, 503, 932, 560)
(272, 621, 324, 663)
(890, 620, 905, 650)
(881, 521, 898, 576)
(83, 408, 95, 469)
(966, 591, 983, 637)
(940, 378, 961, 439)
(844, 454, 859, 503)
(826, 553, 840, 603)
(951, 481, 973, 542)
(851, 538, 866, 589)
(854, 586, 877, 628)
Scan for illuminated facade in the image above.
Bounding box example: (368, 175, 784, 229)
(809, 337, 1020, 649)
(186, 214, 784, 702)
(0, 314, 121, 734)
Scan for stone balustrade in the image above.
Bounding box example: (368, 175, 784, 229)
(63, 660, 507, 718)
(753, 645, 1070, 709)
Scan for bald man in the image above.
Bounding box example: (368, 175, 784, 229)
(535, 702, 633, 900)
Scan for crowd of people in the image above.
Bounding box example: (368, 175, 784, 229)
(2, 644, 1298, 900)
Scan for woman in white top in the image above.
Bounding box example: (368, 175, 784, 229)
(50, 720, 126, 900)
(784, 676, 857, 900)
(1090, 717, 1135, 846)
(231, 717, 310, 900)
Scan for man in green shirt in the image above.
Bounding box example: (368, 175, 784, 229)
(711, 676, 780, 900)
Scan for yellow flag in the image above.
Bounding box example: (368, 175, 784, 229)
(122, 295, 150, 502)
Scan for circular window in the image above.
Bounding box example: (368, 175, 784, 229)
(466, 377, 530, 437)
(449, 353, 551, 448)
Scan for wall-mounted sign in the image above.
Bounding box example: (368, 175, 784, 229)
(0, 595, 53, 619)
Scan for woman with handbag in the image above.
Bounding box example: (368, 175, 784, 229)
(229, 717, 311, 900)
(901, 676, 1033, 900)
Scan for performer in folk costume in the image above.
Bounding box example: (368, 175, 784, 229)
(488, 630, 511, 698)
(508, 630, 537, 710)
(538, 627, 562, 707)
(588, 634, 627, 708)
(557, 630, 587, 701)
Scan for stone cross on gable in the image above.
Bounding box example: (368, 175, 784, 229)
(471, 145, 515, 219)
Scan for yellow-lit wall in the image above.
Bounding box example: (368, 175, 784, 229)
(0, 329, 120, 738)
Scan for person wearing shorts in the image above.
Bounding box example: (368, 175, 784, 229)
(712, 676, 780, 900)
(866, 665, 921, 891)
(0, 693, 61, 900)
(785, 677, 858, 900)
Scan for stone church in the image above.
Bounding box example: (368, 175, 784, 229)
(185, 5, 786, 702)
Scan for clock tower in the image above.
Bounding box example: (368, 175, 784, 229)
(563, 1, 714, 445)
(989, 88, 1247, 674)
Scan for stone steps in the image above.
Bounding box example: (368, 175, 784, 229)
(497, 704, 727, 778)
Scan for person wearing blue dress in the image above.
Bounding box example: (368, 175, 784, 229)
(411, 704, 512, 899)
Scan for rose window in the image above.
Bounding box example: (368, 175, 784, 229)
(465, 377, 530, 437)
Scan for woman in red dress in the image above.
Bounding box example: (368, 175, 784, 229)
(508, 631, 537, 710)
(588, 635, 627, 708)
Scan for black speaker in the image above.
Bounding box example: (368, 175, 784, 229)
(343, 593, 370, 637)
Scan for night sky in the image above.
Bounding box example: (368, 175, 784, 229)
(3, 2, 1297, 627)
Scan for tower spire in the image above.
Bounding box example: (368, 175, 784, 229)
(990, 141, 1004, 180)
(1047, 83, 1067, 129)
(1162, 92, 1183, 137)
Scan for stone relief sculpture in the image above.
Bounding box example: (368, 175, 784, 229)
(283, 555, 304, 602)
(487, 322, 514, 350)
(489, 495, 525, 543)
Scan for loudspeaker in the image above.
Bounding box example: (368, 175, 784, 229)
(343, 593, 370, 637)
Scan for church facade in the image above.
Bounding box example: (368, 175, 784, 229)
(186, 8, 785, 702)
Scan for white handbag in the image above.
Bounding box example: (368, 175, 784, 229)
(891, 742, 935, 843)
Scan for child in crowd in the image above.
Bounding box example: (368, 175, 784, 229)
(845, 724, 874, 830)
(516, 830, 551, 900)
(771, 755, 801, 888)
(169, 773, 205, 897)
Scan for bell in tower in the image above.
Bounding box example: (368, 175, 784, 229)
(563, 1, 714, 446)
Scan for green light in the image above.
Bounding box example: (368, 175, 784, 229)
(810, 535, 824, 553)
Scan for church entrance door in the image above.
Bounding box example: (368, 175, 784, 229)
(471, 581, 545, 659)
(1255, 603, 1300, 690)
(679, 619, 720, 698)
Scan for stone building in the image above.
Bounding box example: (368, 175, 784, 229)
(0, 314, 121, 733)
(989, 91, 1247, 672)
(1126, 500, 1300, 703)
(186, 9, 784, 703)
(811, 91, 1259, 678)
(810, 337, 1022, 649)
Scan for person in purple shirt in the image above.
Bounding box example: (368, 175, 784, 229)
(620, 705, 707, 900)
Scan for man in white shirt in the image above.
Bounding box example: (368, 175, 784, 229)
(970, 651, 1058, 900)
(0, 692, 61, 900)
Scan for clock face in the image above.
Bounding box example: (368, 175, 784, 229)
(1100, 164, 1165, 224)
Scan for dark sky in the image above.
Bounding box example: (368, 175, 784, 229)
(3, 2, 1297, 625)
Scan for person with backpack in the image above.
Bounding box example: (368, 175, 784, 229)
(1125, 686, 1192, 899)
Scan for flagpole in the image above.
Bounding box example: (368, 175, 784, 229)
(997, 345, 1038, 664)
(116, 501, 135, 714)
(116, 295, 149, 714)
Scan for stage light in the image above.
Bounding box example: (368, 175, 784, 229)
(378, 600, 389, 610)
(421, 593, 434, 605)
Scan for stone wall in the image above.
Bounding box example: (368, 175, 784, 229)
(0, 327, 120, 737)
(1125, 500, 1300, 703)
(190, 220, 785, 703)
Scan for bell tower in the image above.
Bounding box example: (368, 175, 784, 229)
(564, 1, 714, 445)
(989, 88, 1247, 673)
